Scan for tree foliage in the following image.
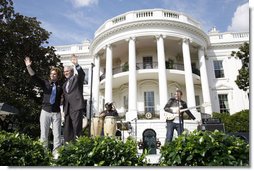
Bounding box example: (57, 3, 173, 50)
(212, 110, 249, 133)
(231, 42, 249, 91)
(0, 0, 62, 138)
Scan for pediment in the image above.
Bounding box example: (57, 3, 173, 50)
(213, 83, 232, 90)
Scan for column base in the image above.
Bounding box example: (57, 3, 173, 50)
(126, 111, 138, 121)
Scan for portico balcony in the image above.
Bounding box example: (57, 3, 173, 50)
(99, 62, 200, 84)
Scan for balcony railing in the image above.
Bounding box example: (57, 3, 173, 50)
(99, 62, 200, 81)
(137, 110, 160, 120)
(95, 9, 201, 37)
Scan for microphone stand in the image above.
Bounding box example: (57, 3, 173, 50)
(88, 63, 95, 137)
(178, 100, 183, 134)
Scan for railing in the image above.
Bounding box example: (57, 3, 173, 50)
(136, 62, 159, 70)
(112, 15, 126, 24)
(163, 11, 179, 19)
(99, 62, 200, 81)
(136, 11, 153, 18)
(209, 32, 249, 43)
(54, 41, 90, 54)
(94, 9, 201, 37)
(137, 110, 160, 120)
(232, 33, 249, 38)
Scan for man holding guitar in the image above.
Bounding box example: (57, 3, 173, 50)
(164, 89, 196, 143)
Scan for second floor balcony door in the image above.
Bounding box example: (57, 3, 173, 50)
(143, 56, 153, 69)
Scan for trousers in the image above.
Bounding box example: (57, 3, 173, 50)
(63, 104, 83, 142)
(40, 109, 62, 151)
(165, 120, 183, 143)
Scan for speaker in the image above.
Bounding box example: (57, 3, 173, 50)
(228, 132, 249, 143)
(197, 123, 225, 132)
(202, 118, 221, 124)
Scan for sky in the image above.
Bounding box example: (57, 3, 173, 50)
(12, 0, 249, 46)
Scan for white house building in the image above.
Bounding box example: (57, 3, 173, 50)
(55, 9, 249, 151)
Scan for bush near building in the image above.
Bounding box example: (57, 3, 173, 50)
(0, 131, 52, 166)
(159, 130, 249, 166)
(212, 110, 249, 132)
(55, 136, 147, 166)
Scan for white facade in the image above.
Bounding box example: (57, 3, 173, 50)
(55, 9, 249, 146)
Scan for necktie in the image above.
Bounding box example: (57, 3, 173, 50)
(50, 83, 56, 104)
(66, 80, 70, 93)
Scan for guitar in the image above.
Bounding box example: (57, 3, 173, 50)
(164, 102, 210, 120)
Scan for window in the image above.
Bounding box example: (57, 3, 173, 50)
(218, 94, 229, 113)
(213, 60, 224, 78)
(143, 57, 153, 69)
(195, 95, 200, 112)
(144, 91, 155, 113)
(83, 69, 89, 85)
(123, 95, 128, 111)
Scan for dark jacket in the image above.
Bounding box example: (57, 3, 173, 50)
(62, 65, 86, 113)
(31, 75, 63, 113)
(164, 97, 196, 120)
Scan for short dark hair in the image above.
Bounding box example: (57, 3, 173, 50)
(176, 89, 183, 95)
(105, 102, 113, 109)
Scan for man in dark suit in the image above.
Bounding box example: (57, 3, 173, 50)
(63, 54, 86, 142)
(164, 89, 196, 143)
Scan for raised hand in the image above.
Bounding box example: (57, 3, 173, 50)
(71, 54, 78, 65)
(24, 57, 32, 67)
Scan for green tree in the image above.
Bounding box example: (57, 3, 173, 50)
(231, 42, 249, 91)
(0, 0, 62, 138)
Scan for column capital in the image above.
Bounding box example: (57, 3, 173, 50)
(198, 46, 205, 52)
(126, 37, 136, 42)
(155, 34, 166, 40)
(96, 51, 104, 57)
(103, 44, 112, 50)
(182, 37, 190, 43)
(106, 44, 112, 48)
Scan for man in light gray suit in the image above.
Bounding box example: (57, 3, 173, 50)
(63, 54, 86, 142)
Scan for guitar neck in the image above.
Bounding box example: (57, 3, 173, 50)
(179, 104, 203, 113)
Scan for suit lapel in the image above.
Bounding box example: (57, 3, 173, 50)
(67, 75, 76, 93)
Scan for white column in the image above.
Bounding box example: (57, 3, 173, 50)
(182, 38, 199, 119)
(126, 37, 137, 121)
(156, 35, 168, 119)
(198, 48, 212, 114)
(93, 54, 100, 116)
(105, 44, 113, 103)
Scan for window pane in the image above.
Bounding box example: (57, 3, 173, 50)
(144, 91, 154, 113)
(195, 96, 200, 112)
(84, 69, 89, 85)
(124, 96, 128, 110)
(218, 94, 229, 113)
(143, 57, 153, 69)
(213, 61, 224, 78)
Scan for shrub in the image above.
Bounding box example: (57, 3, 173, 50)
(0, 131, 52, 166)
(55, 136, 147, 166)
(213, 110, 249, 132)
(226, 110, 249, 132)
(159, 130, 249, 166)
